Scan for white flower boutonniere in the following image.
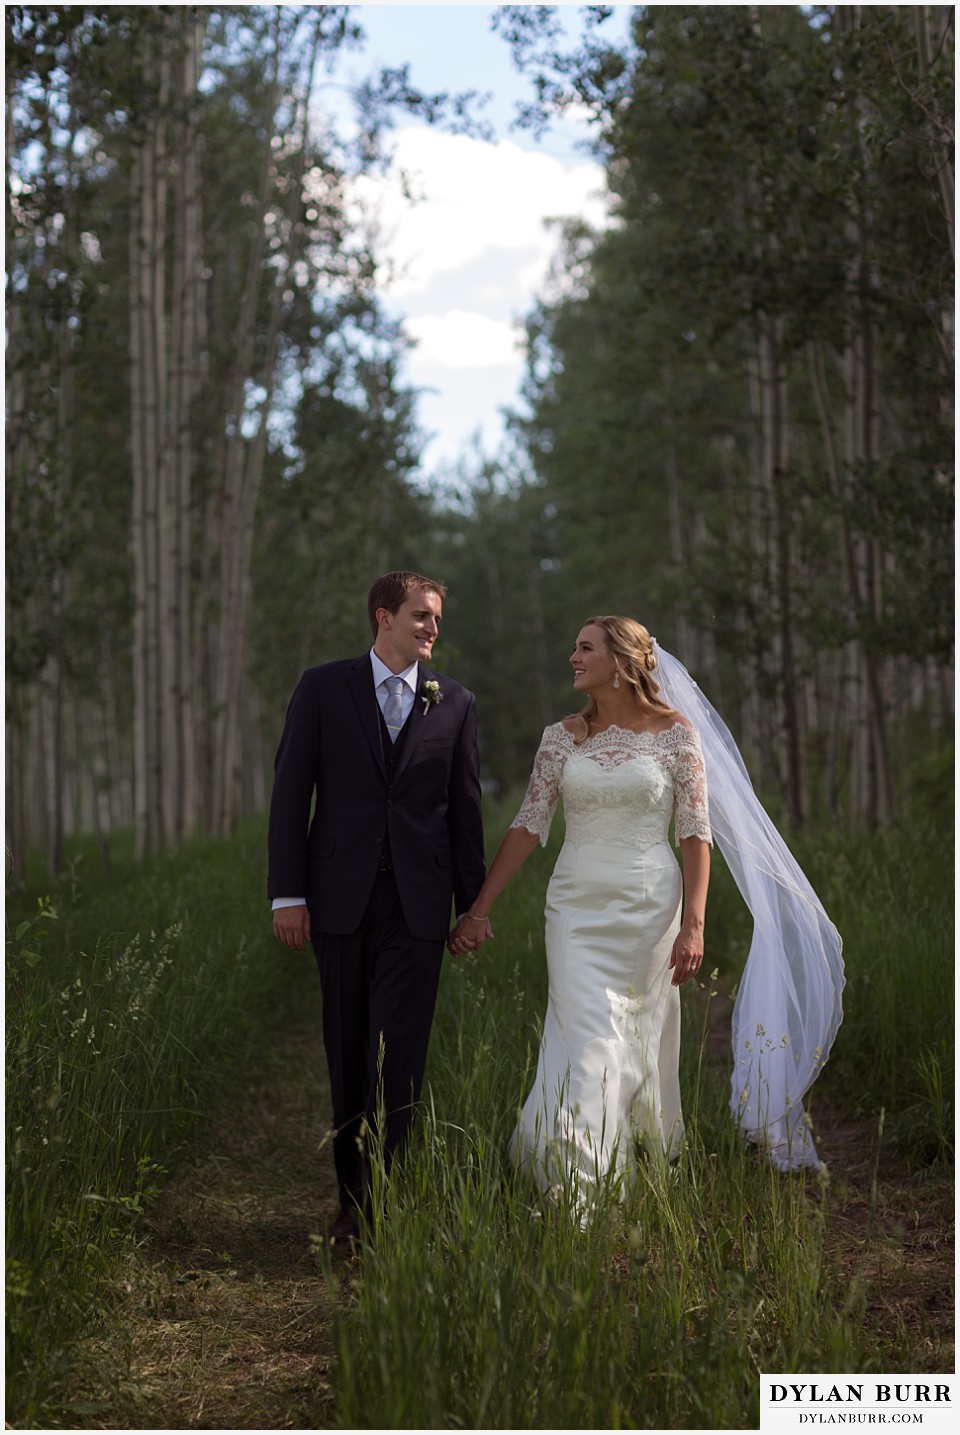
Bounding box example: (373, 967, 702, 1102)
(421, 680, 442, 716)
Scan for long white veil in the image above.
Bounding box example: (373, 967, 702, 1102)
(654, 642, 845, 1170)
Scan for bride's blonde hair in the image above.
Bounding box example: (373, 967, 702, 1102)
(570, 615, 678, 743)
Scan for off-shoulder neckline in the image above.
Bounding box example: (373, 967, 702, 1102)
(555, 719, 690, 741)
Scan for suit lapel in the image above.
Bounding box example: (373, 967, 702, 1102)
(347, 655, 387, 779)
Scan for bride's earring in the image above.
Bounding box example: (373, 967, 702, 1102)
(613, 668, 621, 690)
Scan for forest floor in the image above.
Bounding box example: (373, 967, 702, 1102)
(79, 1011, 954, 1431)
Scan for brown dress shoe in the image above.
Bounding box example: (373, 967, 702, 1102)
(328, 1206, 358, 1245)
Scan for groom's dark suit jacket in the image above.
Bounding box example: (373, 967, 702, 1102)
(267, 654, 486, 940)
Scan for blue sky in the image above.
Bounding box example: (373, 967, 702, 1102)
(330, 4, 636, 477)
(352, 2, 626, 160)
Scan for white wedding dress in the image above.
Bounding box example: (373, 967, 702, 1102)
(508, 721, 713, 1207)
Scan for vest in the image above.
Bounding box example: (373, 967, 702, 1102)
(376, 701, 411, 869)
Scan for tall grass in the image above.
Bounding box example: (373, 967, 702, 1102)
(776, 810, 954, 1167)
(323, 1027, 857, 1428)
(316, 790, 953, 1427)
(5, 819, 319, 1428)
(6, 765, 953, 1427)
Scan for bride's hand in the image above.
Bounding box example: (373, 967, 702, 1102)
(447, 914, 493, 957)
(669, 925, 703, 986)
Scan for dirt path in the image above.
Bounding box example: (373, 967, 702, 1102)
(81, 1019, 954, 1429)
(82, 1020, 351, 1429)
(812, 1108, 954, 1368)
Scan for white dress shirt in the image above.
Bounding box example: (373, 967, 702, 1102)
(369, 650, 419, 726)
(272, 652, 419, 910)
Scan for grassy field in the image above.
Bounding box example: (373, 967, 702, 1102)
(6, 821, 307, 1426)
(5, 765, 954, 1428)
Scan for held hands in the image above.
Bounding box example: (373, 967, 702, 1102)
(669, 922, 704, 986)
(446, 827, 535, 959)
(447, 913, 494, 957)
(273, 903, 311, 952)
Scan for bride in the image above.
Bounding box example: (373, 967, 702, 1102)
(450, 616, 844, 1208)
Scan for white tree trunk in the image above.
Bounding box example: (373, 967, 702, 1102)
(838, 10, 896, 827)
(208, 13, 324, 835)
(131, 11, 206, 855)
(915, 5, 955, 261)
(164, 9, 204, 844)
(130, 24, 171, 855)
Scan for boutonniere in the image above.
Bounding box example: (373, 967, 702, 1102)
(421, 680, 442, 715)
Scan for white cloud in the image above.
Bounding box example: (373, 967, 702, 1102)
(343, 121, 611, 469)
(413, 366, 524, 471)
(351, 126, 609, 301)
(405, 310, 523, 368)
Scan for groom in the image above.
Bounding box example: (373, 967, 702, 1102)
(268, 571, 488, 1243)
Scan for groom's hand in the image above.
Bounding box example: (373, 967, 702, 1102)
(447, 914, 494, 957)
(447, 916, 472, 956)
(273, 903, 311, 952)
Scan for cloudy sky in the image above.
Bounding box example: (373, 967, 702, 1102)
(335, 3, 633, 475)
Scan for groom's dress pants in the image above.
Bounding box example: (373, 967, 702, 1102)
(313, 866, 445, 1217)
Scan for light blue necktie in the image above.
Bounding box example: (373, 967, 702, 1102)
(383, 675, 405, 742)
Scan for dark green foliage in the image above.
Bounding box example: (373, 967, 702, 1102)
(5, 817, 320, 1427)
(250, 320, 433, 708)
(441, 5, 953, 820)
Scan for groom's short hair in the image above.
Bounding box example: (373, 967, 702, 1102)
(367, 571, 447, 639)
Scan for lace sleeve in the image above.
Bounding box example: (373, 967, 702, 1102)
(673, 725, 713, 845)
(510, 724, 568, 847)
